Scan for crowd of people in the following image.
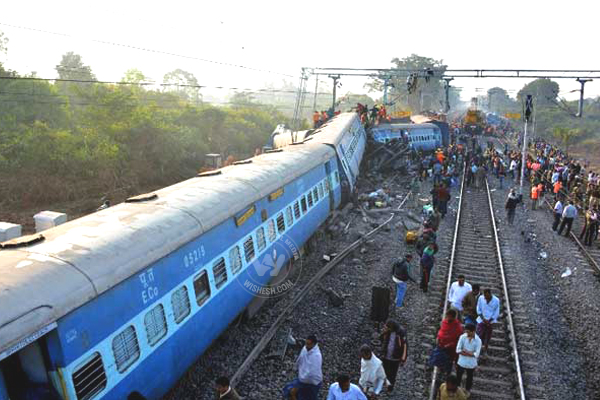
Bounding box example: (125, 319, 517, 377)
(526, 138, 599, 246)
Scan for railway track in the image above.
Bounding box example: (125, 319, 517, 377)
(425, 167, 545, 399)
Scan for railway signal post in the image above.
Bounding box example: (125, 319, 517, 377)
(519, 95, 534, 196)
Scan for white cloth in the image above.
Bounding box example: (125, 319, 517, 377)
(447, 281, 472, 311)
(476, 295, 500, 323)
(297, 344, 323, 385)
(359, 354, 387, 395)
(456, 333, 482, 369)
(554, 201, 563, 214)
(326, 383, 368, 400)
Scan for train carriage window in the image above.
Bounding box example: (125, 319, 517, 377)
(307, 192, 313, 208)
(300, 197, 308, 213)
(171, 286, 191, 324)
(294, 201, 301, 219)
(256, 227, 266, 251)
(213, 257, 228, 287)
(325, 179, 331, 191)
(229, 246, 242, 274)
(276, 213, 285, 234)
(335, 171, 340, 183)
(285, 206, 293, 227)
(112, 326, 141, 374)
(193, 271, 211, 306)
(267, 219, 276, 242)
(313, 187, 319, 202)
(243, 237, 255, 263)
(72, 352, 107, 400)
(144, 304, 167, 347)
(318, 183, 324, 198)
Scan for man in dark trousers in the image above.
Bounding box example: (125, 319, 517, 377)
(379, 320, 408, 393)
(505, 189, 519, 225)
(215, 376, 241, 400)
(420, 244, 436, 293)
(558, 201, 578, 236)
(392, 254, 415, 308)
(552, 199, 563, 231)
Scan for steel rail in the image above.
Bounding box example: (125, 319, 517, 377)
(427, 163, 466, 400)
(484, 179, 527, 400)
(231, 191, 412, 386)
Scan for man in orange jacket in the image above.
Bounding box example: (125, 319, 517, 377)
(531, 184, 539, 210)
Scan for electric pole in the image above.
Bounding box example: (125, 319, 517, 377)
(443, 77, 454, 113)
(519, 95, 534, 196)
(328, 74, 340, 113)
(576, 78, 592, 117)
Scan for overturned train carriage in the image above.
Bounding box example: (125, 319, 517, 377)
(0, 115, 367, 400)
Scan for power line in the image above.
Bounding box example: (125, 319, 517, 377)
(0, 74, 334, 95)
(0, 22, 297, 78)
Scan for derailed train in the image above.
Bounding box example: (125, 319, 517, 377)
(0, 113, 366, 400)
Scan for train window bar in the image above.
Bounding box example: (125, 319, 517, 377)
(313, 187, 319, 202)
(276, 213, 285, 234)
(193, 271, 211, 306)
(300, 197, 308, 214)
(285, 206, 293, 227)
(213, 257, 228, 287)
(243, 237, 255, 263)
(144, 304, 168, 347)
(307, 192, 313, 208)
(267, 220, 277, 243)
(256, 227, 267, 252)
(72, 352, 107, 400)
(171, 286, 191, 324)
(229, 247, 242, 275)
(293, 201, 301, 220)
(112, 326, 141, 374)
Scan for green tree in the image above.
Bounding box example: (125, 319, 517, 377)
(367, 54, 450, 113)
(55, 52, 97, 81)
(517, 78, 559, 106)
(552, 126, 582, 154)
(121, 68, 147, 84)
(162, 69, 201, 103)
(486, 87, 518, 114)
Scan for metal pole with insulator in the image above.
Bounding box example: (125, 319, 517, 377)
(519, 95, 533, 196)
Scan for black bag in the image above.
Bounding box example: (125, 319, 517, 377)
(371, 287, 390, 323)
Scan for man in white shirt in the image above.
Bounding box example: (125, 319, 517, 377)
(476, 289, 500, 354)
(455, 324, 482, 394)
(327, 374, 367, 400)
(558, 201, 578, 237)
(283, 335, 323, 400)
(447, 275, 472, 319)
(359, 345, 387, 397)
(552, 199, 563, 231)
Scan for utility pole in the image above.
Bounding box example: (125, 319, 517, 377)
(312, 74, 319, 112)
(519, 95, 534, 196)
(382, 76, 391, 106)
(328, 74, 340, 113)
(576, 78, 592, 117)
(443, 77, 454, 113)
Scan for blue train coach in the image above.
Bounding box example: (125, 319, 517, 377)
(0, 113, 366, 400)
(371, 122, 443, 152)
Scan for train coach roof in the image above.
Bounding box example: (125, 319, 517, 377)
(309, 112, 358, 145)
(0, 143, 334, 355)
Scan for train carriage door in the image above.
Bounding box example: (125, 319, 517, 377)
(324, 161, 334, 211)
(0, 333, 62, 400)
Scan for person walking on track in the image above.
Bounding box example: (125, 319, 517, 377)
(326, 374, 367, 400)
(461, 284, 480, 326)
(379, 320, 408, 393)
(505, 189, 520, 225)
(476, 289, 500, 355)
(455, 323, 482, 396)
(552, 198, 563, 231)
(558, 201, 577, 237)
(283, 335, 323, 400)
(391, 254, 415, 308)
(358, 345, 387, 398)
(420, 244, 436, 293)
(447, 275, 472, 320)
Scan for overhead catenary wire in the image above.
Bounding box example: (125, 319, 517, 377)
(0, 22, 298, 78)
